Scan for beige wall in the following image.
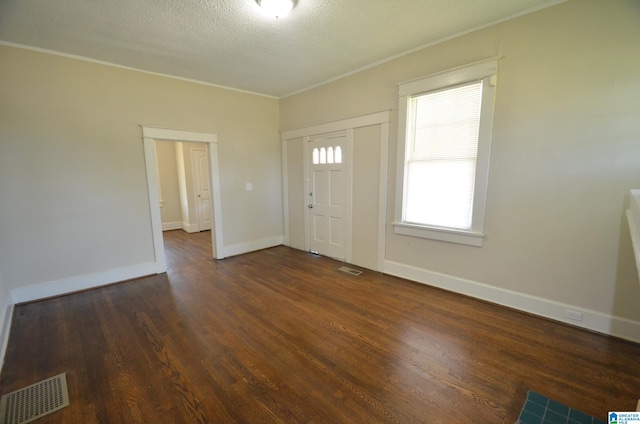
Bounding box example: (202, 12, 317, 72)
(352, 125, 382, 270)
(0, 45, 282, 290)
(0, 0, 638, 340)
(285, 137, 305, 250)
(280, 0, 640, 324)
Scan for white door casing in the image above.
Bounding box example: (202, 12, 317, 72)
(142, 126, 224, 272)
(192, 149, 212, 231)
(306, 132, 352, 261)
(281, 111, 390, 271)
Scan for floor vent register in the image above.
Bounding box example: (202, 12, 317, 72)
(338, 266, 363, 276)
(0, 373, 69, 424)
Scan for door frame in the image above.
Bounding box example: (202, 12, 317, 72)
(142, 126, 224, 272)
(281, 110, 390, 271)
(191, 148, 212, 232)
(304, 130, 353, 262)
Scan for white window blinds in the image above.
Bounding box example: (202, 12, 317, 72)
(404, 81, 483, 230)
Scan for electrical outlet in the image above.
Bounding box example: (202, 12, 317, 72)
(565, 310, 583, 321)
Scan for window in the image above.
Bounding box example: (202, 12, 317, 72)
(394, 59, 497, 246)
(312, 146, 343, 165)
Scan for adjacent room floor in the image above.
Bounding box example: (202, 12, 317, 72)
(1, 230, 639, 423)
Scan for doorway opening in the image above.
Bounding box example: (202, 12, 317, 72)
(155, 141, 213, 264)
(142, 126, 224, 274)
(155, 141, 212, 234)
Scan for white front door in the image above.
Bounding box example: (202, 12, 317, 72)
(308, 136, 348, 260)
(192, 149, 212, 231)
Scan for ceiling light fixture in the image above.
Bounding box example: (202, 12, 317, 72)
(258, 0, 294, 18)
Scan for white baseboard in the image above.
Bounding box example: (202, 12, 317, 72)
(222, 236, 283, 258)
(0, 295, 14, 370)
(384, 260, 640, 344)
(5, 231, 283, 319)
(182, 222, 200, 233)
(10, 262, 159, 304)
(162, 221, 182, 231)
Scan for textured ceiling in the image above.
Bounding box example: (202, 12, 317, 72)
(0, 0, 564, 98)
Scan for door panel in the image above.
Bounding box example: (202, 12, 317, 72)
(308, 136, 347, 260)
(330, 217, 343, 245)
(192, 149, 212, 231)
(313, 215, 327, 242)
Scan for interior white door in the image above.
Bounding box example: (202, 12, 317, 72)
(192, 148, 212, 231)
(308, 136, 347, 260)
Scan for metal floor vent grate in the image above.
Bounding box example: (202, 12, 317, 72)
(338, 266, 363, 276)
(0, 373, 69, 424)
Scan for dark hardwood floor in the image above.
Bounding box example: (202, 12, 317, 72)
(2, 230, 639, 423)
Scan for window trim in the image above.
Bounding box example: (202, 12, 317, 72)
(393, 59, 498, 247)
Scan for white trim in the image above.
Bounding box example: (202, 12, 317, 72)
(377, 122, 390, 272)
(162, 221, 182, 231)
(10, 262, 158, 304)
(143, 137, 167, 273)
(282, 111, 390, 267)
(397, 58, 498, 96)
(181, 222, 200, 233)
(0, 42, 278, 100)
(470, 73, 497, 238)
(383, 260, 640, 343)
(394, 61, 497, 247)
(395, 96, 409, 237)
(208, 143, 224, 258)
(222, 236, 284, 258)
(0, 297, 14, 369)
(142, 126, 225, 264)
(302, 136, 311, 252)
(627, 189, 640, 281)
(1, 0, 565, 102)
(142, 126, 217, 144)
(393, 222, 484, 247)
(281, 138, 290, 246)
(280, 1, 566, 98)
(282, 110, 390, 140)
(345, 128, 354, 264)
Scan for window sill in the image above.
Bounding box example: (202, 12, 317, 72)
(392, 222, 484, 247)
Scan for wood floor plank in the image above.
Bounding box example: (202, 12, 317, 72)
(1, 229, 639, 423)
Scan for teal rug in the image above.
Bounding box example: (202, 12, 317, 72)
(516, 391, 606, 424)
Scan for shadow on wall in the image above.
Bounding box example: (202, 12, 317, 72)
(611, 193, 640, 340)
